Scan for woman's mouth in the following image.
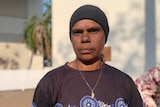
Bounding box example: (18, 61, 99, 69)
(79, 48, 94, 54)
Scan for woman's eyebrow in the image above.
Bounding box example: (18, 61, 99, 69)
(87, 26, 101, 31)
(71, 29, 83, 33)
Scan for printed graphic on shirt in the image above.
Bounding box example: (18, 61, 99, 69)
(32, 102, 36, 107)
(54, 95, 128, 107)
(80, 95, 98, 107)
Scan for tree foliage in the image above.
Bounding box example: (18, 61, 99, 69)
(24, 2, 52, 67)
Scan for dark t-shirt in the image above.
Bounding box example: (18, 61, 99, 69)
(32, 63, 143, 107)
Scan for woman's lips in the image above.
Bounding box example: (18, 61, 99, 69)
(79, 48, 94, 54)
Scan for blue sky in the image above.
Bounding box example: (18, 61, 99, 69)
(43, 0, 51, 13)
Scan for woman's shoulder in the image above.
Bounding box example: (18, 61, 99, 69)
(44, 63, 71, 78)
(103, 63, 134, 82)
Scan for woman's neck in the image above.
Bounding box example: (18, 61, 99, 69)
(68, 59, 102, 71)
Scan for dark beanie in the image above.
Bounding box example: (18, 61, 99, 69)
(69, 4, 109, 43)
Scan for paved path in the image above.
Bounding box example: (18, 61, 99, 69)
(0, 89, 34, 107)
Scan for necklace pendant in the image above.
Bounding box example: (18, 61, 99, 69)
(91, 91, 95, 98)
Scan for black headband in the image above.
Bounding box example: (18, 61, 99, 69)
(69, 5, 109, 43)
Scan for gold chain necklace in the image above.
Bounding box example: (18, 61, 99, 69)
(77, 63, 103, 98)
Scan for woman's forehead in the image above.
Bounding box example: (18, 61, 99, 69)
(72, 19, 102, 28)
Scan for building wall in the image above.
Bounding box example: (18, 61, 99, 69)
(0, 0, 44, 91)
(0, 0, 28, 18)
(0, 0, 42, 43)
(156, 0, 160, 64)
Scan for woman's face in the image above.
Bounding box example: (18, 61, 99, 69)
(71, 19, 106, 64)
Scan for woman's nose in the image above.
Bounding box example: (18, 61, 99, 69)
(81, 32, 91, 43)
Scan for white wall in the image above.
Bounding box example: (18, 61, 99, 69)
(156, 0, 160, 65)
(0, 70, 48, 91)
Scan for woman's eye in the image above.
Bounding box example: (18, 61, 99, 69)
(89, 28, 100, 33)
(72, 29, 83, 35)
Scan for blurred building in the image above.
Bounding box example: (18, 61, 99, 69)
(0, 1, 44, 107)
(0, 0, 42, 43)
(0, 0, 44, 70)
(0, 0, 46, 91)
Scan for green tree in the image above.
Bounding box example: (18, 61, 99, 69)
(24, 2, 52, 69)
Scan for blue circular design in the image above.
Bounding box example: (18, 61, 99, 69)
(80, 95, 98, 107)
(31, 102, 36, 107)
(54, 103, 63, 107)
(115, 98, 126, 107)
